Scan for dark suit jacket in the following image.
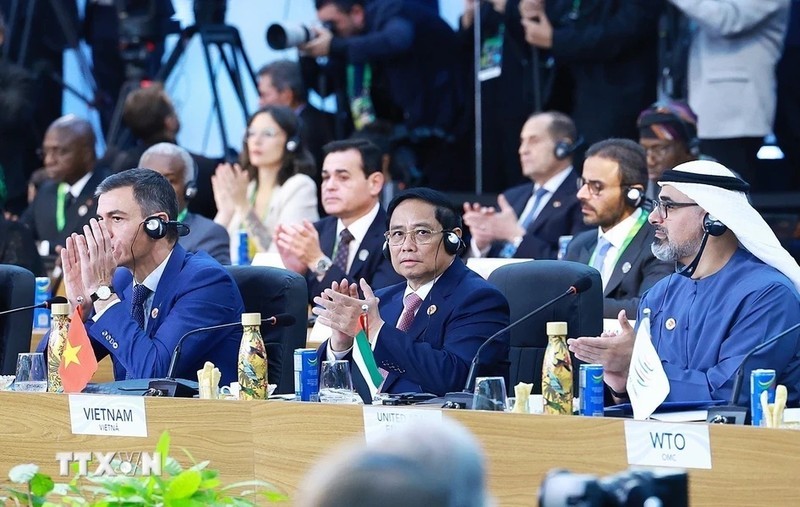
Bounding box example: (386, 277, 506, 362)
(490, 172, 590, 260)
(299, 104, 334, 173)
(20, 169, 107, 254)
(564, 217, 673, 318)
(319, 259, 510, 403)
(308, 209, 403, 302)
(89, 245, 243, 385)
(505, 0, 661, 146)
(180, 212, 231, 265)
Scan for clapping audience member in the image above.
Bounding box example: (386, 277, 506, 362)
(313, 188, 509, 403)
(568, 161, 800, 406)
(38, 169, 243, 384)
(275, 139, 402, 303)
(464, 112, 590, 260)
(20, 115, 108, 255)
(139, 143, 230, 264)
(296, 418, 492, 507)
(212, 106, 318, 260)
(565, 139, 672, 318)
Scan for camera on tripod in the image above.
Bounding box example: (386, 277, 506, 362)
(539, 468, 689, 507)
(265, 21, 335, 50)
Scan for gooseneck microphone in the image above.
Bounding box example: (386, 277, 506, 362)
(0, 296, 68, 316)
(463, 276, 592, 393)
(707, 321, 800, 425)
(147, 313, 296, 397)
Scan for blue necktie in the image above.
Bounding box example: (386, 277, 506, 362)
(332, 228, 354, 274)
(499, 187, 548, 258)
(131, 284, 151, 330)
(592, 237, 612, 273)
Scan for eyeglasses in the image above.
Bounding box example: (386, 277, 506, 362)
(36, 146, 71, 160)
(652, 199, 699, 219)
(576, 177, 626, 197)
(246, 128, 281, 139)
(642, 143, 675, 159)
(384, 228, 444, 246)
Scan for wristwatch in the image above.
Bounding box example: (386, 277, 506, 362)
(91, 284, 116, 302)
(313, 256, 333, 277)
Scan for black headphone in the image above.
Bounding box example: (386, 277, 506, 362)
(185, 159, 198, 201)
(382, 230, 464, 261)
(623, 187, 645, 209)
(554, 135, 584, 160)
(703, 213, 727, 237)
(142, 216, 190, 240)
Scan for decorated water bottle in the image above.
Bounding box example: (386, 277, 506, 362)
(542, 321, 573, 415)
(238, 313, 268, 400)
(47, 303, 71, 393)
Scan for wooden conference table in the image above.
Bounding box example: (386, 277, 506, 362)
(0, 392, 798, 506)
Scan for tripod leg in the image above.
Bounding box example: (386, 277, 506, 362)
(199, 32, 231, 152)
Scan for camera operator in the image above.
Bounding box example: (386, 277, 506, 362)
(298, 0, 469, 191)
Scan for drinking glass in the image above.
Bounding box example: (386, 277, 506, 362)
(318, 360, 356, 403)
(15, 353, 47, 392)
(473, 376, 507, 411)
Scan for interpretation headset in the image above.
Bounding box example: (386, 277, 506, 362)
(382, 230, 464, 261)
(142, 215, 190, 240)
(184, 159, 198, 201)
(623, 187, 645, 209)
(554, 135, 584, 160)
(285, 116, 303, 153)
(638, 102, 701, 157)
(703, 213, 727, 237)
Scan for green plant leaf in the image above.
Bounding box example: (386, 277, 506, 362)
(30, 473, 55, 497)
(165, 470, 202, 500)
(156, 431, 171, 470)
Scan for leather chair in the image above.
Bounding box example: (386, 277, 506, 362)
(488, 260, 603, 394)
(0, 265, 35, 375)
(226, 266, 308, 394)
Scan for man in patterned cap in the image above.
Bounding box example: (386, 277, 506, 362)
(637, 101, 700, 201)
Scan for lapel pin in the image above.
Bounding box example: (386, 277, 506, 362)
(552, 201, 561, 208)
(621, 262, 631, 274)
(665, 317, 676, 331)
(358, 249, 369, 261)
(78, 205, 88, 217)
(427, 305, 437, 316)
(151, 308, 159, 320)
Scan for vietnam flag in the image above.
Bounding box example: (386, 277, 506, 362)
(58, 306, 98, 392)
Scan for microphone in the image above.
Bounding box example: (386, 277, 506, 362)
(444, 275, 593, 409)
(707, 321, 800, 425)
(147, 313, 296, 397)
(0, 296, 68, 316)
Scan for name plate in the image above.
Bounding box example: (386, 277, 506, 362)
(69, 394, 148, 437)
(362, 406, 442, 443)
(624, 420, 711, 469)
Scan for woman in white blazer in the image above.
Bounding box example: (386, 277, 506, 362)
(212, 105, 319, 260)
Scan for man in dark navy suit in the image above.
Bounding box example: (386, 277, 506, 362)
(464, 111, 590, 260)
(312, 188, 510, 403)
(275, 139, 402, 303)
(44, 169, 243, 384)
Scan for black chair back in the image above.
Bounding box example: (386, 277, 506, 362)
(488, 260, 603, 394)
(226, 265, 308, 394)
(0, 265, 35, 374)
